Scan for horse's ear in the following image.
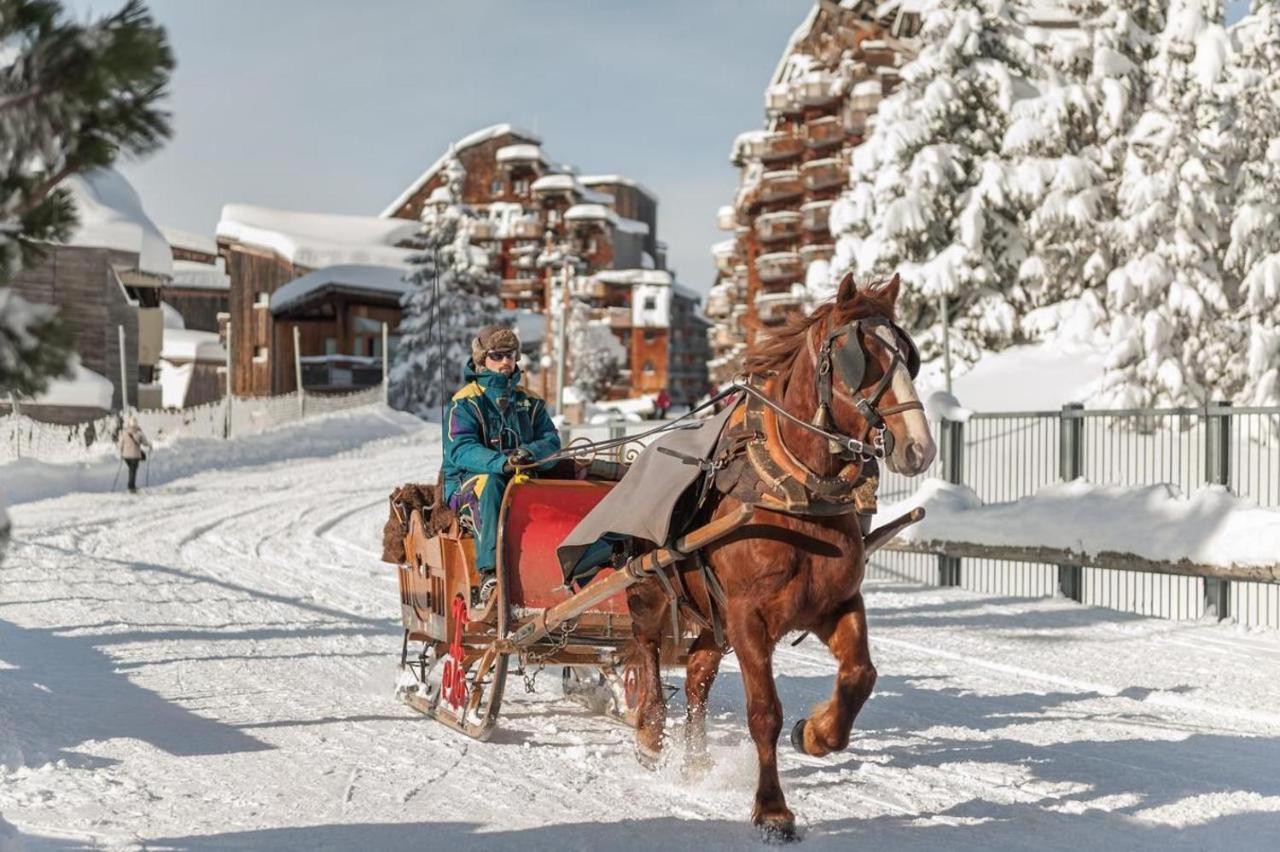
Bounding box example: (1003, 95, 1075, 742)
(836, 271, 857, 303)
(876, 273, 902, 304)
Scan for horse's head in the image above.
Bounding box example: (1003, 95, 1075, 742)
(819, 273, 936, 476)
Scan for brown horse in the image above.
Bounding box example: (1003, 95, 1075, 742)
(625, 273, 935, 840)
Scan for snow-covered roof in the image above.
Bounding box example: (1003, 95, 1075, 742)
(594, 269, 672, 287)
(380, 123, 540, 217)
(61, 169, 173, 277)
(268, 262, 409, 314)
(217, 205, 419, 270)
(160, 226, 217, 257)
(269, 264, 412, 315)
(579, 174, 657, 202)
(161, 328, 225, 363)
(564, 204, 650, 235)
(529, 174, 613, 204)
(169, 259, 230, 291)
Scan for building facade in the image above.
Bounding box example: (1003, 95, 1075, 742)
(705, 0, 922, 382)
(381, 124, 706, 405)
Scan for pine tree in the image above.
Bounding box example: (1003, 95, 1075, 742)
(390, 153, 505, 416)
(1225, 0, 1280, 405)
(1, 0, 173, 396)
(1007, 0, 1161, 336)
(568, 296, 624, 403)
(830, 0, 1036, 369)
(1096, 0, 1238, 407)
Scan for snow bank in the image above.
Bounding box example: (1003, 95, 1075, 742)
(217, 206, 419, 270)
(884, 478, 1280, 569)
(0, 405, 428, 507)
(28, 357, 113, 410)
(61, 169, 172, 277)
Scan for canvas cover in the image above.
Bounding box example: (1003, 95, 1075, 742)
(556, 403, 739, 579)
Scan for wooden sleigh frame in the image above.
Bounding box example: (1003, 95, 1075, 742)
(394, 478, 755, 740)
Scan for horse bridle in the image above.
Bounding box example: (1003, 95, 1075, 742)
(810, 315, 923, 461)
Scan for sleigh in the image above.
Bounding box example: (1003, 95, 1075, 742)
(385, 466, 755, 741)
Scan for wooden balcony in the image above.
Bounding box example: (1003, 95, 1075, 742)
(712, 239, 740, 273)
(756, 251, 804, 284)
(802, 200, 833, 233)
(794, 71, 840, 107)
(605, 306, 632, 329)
(803, 158, 846, 192)
(758, 170, 804, 203)
(760, 132, 804, 163)
(755, 211, 803, 244)
(500, 279, 542, 301)
(509, 217, 544, 240)
(756, 292, 804, 324)
(806, 115, 844, 149)
(705, 290, 732, 319)
(764, 83, 800, 115)
(712, 325, 740, 348)
(300, 355, 383, 392)
(717, 205, 738, 231)
(801, 243, 835, 265)
(849, 79, 883, 113)
(860, 40, 897, 68)
(470, 220, 497, 240)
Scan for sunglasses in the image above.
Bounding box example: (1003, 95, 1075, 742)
(485, 350, 516, 362)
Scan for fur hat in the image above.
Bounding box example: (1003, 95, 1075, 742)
(471, 324, 520, 367)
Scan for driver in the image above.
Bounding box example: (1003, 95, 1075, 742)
(442, 324, 560, 602)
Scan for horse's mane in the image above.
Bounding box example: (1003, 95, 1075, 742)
(743, 278, 898, 375)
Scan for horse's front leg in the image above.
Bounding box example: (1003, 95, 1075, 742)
(683, 629, 723, 778)
(626, 579, 669, 768)
(729, 609, 794, 841)
(792, 592, 876, 757)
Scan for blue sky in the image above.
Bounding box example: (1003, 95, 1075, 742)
(69, 0, 812, 295)
(74, 0, 1253, 296)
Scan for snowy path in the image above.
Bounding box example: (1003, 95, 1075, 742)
(3, 419, 1280, 850)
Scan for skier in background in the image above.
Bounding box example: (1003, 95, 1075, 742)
(118, 416, 152, 494)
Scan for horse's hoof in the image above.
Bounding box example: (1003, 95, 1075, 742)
(635, 742, 662, 771)
(682, 751, 713, 780)
(790, 718, 808, 754)
(755, 814, 799, 844)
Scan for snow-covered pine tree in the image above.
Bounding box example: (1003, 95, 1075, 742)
(1, 0, 173, 396)
(390, 152, 505, 416)
(1005, 0, 1162, 340)
(1096, 0, 1238, 408)
(829, 0, 1036, 369)
(1225, 0, 1280, 405)
(567, 296, 625, 403)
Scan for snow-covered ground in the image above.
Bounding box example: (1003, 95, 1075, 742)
(3, 412, 1280, 849)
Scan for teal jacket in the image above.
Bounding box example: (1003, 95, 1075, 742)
(442, 362, 560, 500)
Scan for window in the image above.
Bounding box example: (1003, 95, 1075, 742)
(642, 360, 655, 375)
(587, 238, 598, 253)
(643, 296, 657, 311)
(643, 330, 656, 344)
(253, 346, 268, 362)
(514, 178, 530, 194)
(325, 338, 338, 355)
(490, 177, 503, 195)
(254, 291, 269, 308)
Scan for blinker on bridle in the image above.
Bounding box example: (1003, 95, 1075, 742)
(812, 316, 922, 461)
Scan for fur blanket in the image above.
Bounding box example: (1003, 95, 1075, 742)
(381, 483, 455, 564)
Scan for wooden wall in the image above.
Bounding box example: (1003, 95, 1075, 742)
(164, 287, 228, 333)
(218, 242, 304, 396)
(7, 244, 140, 410)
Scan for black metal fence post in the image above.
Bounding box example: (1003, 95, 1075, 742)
(1058, 403, 1084, 601)
(1204, 401, 1232, 620)
(938, 417, 964, 587)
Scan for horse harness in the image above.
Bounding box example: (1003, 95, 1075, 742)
(711, 315, 923, 521)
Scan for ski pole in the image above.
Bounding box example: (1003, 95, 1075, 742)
(145, 452, 151, 487)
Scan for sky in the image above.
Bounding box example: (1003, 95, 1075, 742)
(66, 0, 813, 296)
(68, 0, 1254, 297)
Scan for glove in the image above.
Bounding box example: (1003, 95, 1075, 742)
(509, 447, 535, 466)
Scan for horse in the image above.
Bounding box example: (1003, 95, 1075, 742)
(624, 272, 936, 841)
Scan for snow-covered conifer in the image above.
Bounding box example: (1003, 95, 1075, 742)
(1, 0, 172, 396)
(1096, 0, 1237, 407)
(390, 153, 505, 416)
(567, 296, 625, 402)
(1225, 1, 1280, 405)
(830, 0, 1035, 368)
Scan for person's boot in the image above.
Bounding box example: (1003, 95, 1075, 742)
(479, 575, 497, 606)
